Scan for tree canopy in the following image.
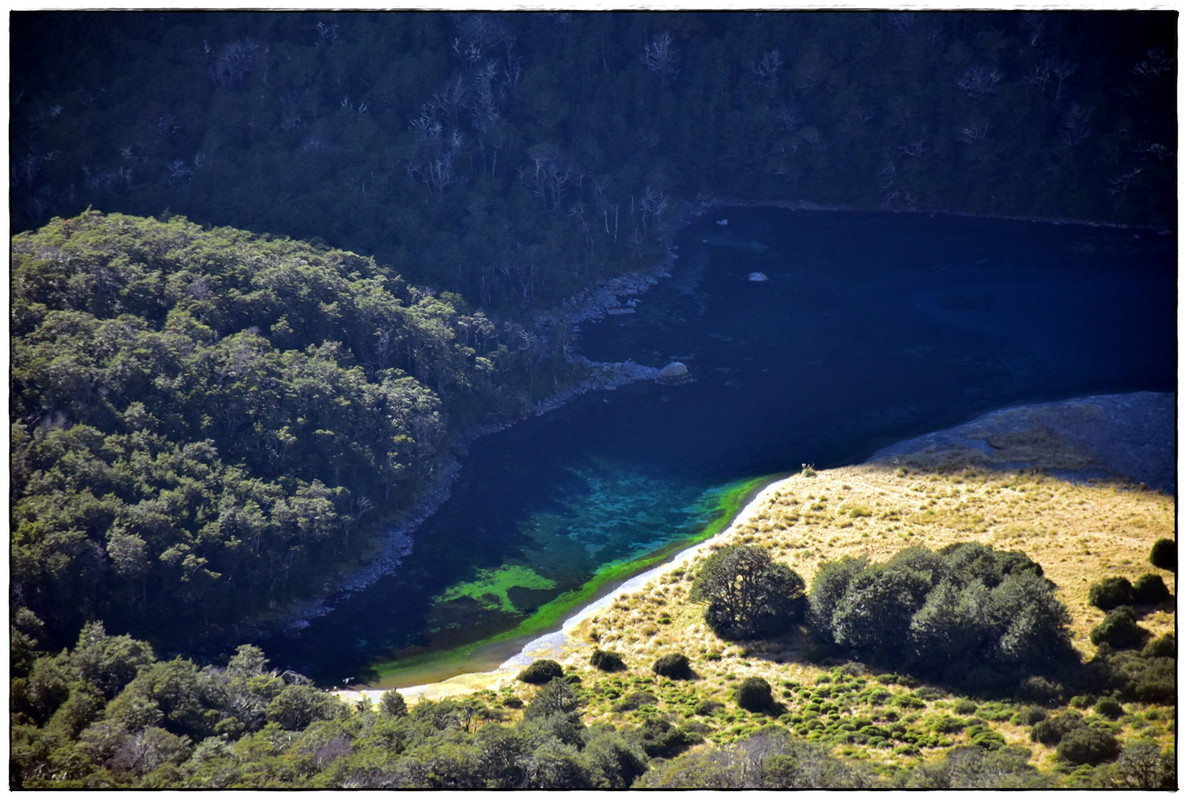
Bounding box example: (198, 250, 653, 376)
(690, 545, 806, 640)
(808, 542, 1075, 688)
(11, 12, 1177, 317)
(11, 210, 557, 649)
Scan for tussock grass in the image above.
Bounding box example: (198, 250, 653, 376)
(389, 410, 1175, 780)
(556, 456, 1174, 773)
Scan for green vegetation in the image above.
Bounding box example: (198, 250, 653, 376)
(1148, 538, 1175, 571)
(734, 677, 775, 713)
(808, 542, 1074, 690)
(690, 545, 806, 640)
(516, 659, 564, 686)
(589, 649, 627, 673)
(652, 653, 693, 680)
(7, 10, 1178, 789)
(435, 565, 557, 614)
(1089, 607, 1145, 650)
(11, 12, 1176, 319)
(1088, 576, 1134, 611)
(11, 211, 559, 651)
(1132, 574, 1170, 606)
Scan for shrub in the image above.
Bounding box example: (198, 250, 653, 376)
(1056, 727, 1121, 766)
(695, 699, 723, 716)
(967, 725, 1006, 751)
(1030, 710, 1084, 746)
(590, 649, 627, 672)
(653, 653, 693, 680)
(1089, 606, 1145, 650)
(1131, 658, 1176, 704)
(690, 545, 807, 640)
(637, 717, 700, 758)
(1093, 697, 1124, 719)
(1016, 675, 1065, 706)
(952, 698, 978, 716)
(1013, 705, 1048, 726)
(1131, 573, 1170, 605)
(1149, 538, 1175, 571)
(807, 556, 869, 637)
(614, 691, 656, 712)
(379, 689, 408, 718)
(735, 677, 775, 713)
(1140, 632, 1175, 659)
(517, 659, 564, 685)
(1088, 576, 1134, 611)
(930, 715, 967, 734)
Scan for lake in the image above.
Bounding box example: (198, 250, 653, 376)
(257, 208, 1176, 688)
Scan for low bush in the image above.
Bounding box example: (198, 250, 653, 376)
(653, 653, 693, 680)
(1016, 675, 1065, 706)
(1131, 573, 1170, 605)
(1088, 576, 1134, 611)
(614, 692, 657, 712)
(1013, 705, 1048, 726)
(929, 715, 967, 734)
(1149, 538, 1175, 571)
(735, 677, 775, 713)
(379, 689, 408, 718)
(1093, 697, 1124, 719)
(589, 649, 627, 672)
(694, 699, 723, 716)
(1140, 632, 1175, 659)
(637, 717, 700, 758)
(967, 725, 1006, 751)
(952, 698, 978, 716)
(1089, 606, 1145, 650)
(517, 659, 564, 685)
(1056, 727, 1121, 766)
(1030, 710, 1084, 746)
(1101, 650, 1176, 704)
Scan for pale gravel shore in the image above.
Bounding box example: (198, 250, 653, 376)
(338, 476, 788, 705)
(338, 390, 1174, 707)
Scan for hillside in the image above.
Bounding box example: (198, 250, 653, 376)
(10, 211, 570, 651)
(12, 12, 1177, 315)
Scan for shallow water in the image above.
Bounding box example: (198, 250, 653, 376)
(258, 209, 1175, 687)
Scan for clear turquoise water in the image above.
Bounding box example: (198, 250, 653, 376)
(259, 209, 1176, 686)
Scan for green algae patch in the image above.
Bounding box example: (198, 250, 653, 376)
(434, 565, 557, 613)
(369, 473, 779, 688)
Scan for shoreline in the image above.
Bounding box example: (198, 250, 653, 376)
(337, 389, 1175, 706)
(244, 251, 682, 642)
(260, 204, 1168, 660)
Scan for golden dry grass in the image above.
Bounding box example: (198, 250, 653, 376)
(549, 457, 1175, 773)
(373, 410, 1176, 778)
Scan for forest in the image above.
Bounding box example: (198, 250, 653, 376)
(11, 11, 1176, 314)
(9, 9, 1178, 790)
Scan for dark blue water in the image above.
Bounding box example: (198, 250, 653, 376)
(259, 209, 1175, 686)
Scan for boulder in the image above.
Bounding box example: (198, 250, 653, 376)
(657, 361, 692, 385)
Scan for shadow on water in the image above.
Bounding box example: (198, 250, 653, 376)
(257, 208, 1175, 688)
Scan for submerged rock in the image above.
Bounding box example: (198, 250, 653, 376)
(657, 361, 692, 385)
